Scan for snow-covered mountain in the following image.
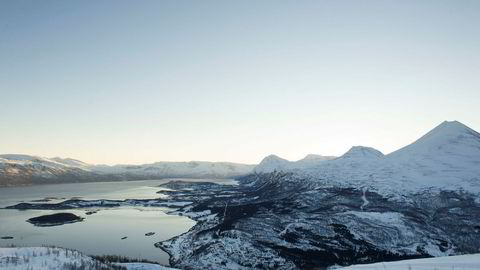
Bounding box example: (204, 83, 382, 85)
(254, 120, 480, 196)
(0, 154, 101, 186)
(339, 146, 384, 160)
(91, 161, 255, 179)
(254, 154, 336, 173)
(254, 155, 291, 173)
(384, 120, 480, 189)
(0, 155, 255, 186)
(50, 157, 91, 168)
(2, 120, 478, 190)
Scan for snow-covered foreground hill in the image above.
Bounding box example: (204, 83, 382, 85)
(339, 253, 480, 270)
(0, 154, 254, 186)
(0, 247, 176, 270)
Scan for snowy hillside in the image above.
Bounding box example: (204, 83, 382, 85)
(254, 154, 336, 173)
(339, 146, 384, 160)
(384, 120, 480, 188)
(254, 121, 480, 196)
(0, 154, 254, 186)
(0, 154, 100, 186)
(91, 161, 254, 179)
(0, 247, 176, 270)
(339, 253, 480, 270)
(51, 157, 91, 168)
(254, 155, 291, 173)
(0, 247, 117, 270)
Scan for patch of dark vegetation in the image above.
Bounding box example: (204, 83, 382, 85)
(27, 213, 84, 227)
(92, 254, 160, 265)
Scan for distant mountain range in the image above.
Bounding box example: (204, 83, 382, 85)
(0, 155, 255, 186)
(2, 120, 479, 189)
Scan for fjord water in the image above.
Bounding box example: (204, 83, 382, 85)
(0, 179, 230, 264)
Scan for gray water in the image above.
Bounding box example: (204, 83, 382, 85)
(0, 179, 232, 264)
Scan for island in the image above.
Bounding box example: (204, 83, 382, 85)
(27, 213, 84, 227)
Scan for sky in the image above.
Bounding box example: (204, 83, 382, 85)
(1, 0, 479, 165)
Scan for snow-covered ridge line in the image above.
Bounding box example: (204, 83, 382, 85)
(0, 155, 255, 186)
(254, 153, 337, 173)
(254, 120, 480, 196)
(338, 253, 480, 270)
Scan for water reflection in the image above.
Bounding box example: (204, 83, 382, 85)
(0, 179, 233, 264)
(0, 207, 195, 264)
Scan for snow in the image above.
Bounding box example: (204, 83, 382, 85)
(254, 154, 335, 173)
(339, 253, 480, 270)
(254, 120, 480, 197)
(339, 146, 384, 160)
(0, 154, 93, 183)
(91, 161, 255, 178)
(254, 155, 291, 173)
(51, 157, 91, 168)
(0, 247, 177, 270)
(0, 154, 88, 169)
(116, 262, 177, 270)
(0, 247, 104, 270)
(0, 154, 255, 186)
(300, 154, 337, 161)
(360, 188, 369, 211)
(341, 211, 405, 225)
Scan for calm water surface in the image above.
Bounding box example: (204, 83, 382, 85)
(0, 179, 233, 264)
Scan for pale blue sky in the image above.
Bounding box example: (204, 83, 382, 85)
(1, 0, 479, 165)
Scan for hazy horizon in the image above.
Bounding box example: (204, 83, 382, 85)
(1, 119, 477, 165)
(2, 1, 480, 165)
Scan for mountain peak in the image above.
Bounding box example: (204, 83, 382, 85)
(299, 154, 336, 161)
(51, 157, 90, 167)
(423, 120, 474, 138)
(340, 146, 384, 159)
(258, 154, 289, 165)
(388, 120, 480, 158)
(254, 154, 290, 173)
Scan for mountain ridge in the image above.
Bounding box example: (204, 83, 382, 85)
(0, 155, 255, 186)
(2, 120, 479, 189)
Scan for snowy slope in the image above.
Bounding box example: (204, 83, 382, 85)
(0, 154, 97, 186)
(0, 154, 255, 186)
(117, 262, 177, 270)
(0, 154, 90, 170)
(254, 120, 480, 196)
(339, 253, 480, 270)
(51, 157, 91, 168)
(91, 161, 254, 179)
(301, 154, 337, 161)
(0, 247, 177, 270)
(254, 155, 291, 173)
(0, 247, 114, 270)
(384, 121, 480, 188)
(339, 146, 384, 160)
(254, 154, 336, 173)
